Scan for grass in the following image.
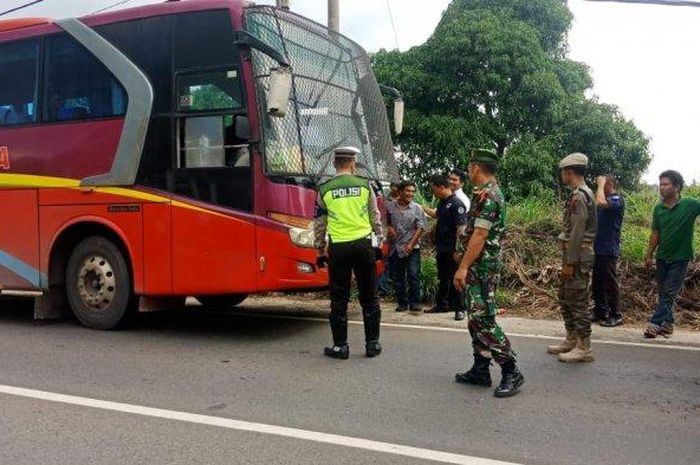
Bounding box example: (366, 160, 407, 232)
(507, 193, 561, 235)
(617, 185, 700, 264)
(506, 185, 700, 265)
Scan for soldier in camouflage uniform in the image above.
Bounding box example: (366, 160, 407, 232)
(547, 153, 598, 363)
(453, 149, 524, 398)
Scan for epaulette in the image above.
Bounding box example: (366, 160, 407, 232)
(573, 186, 593, 204)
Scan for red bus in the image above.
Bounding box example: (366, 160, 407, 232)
(0, 0, 401, 329)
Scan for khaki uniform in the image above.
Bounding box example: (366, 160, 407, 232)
(558, 183, 597, 338)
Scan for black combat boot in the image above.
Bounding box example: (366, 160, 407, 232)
(366, 341, 382, 357)
(363, 309, 382, 358)
(494, 361, 524, 398)
(455, 353, 492, 386)
(325, 314, 349, 360)
(324, 344, 349, 359)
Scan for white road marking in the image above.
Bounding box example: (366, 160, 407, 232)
(0, 384, 521, 465)
(231, 312, 700, 352)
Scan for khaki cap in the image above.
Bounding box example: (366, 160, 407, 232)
(559, 152, 588, 169)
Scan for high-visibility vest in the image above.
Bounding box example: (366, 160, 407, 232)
(319, 175, 372, 244)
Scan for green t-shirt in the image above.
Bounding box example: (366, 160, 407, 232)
(652, 197, 700, 261)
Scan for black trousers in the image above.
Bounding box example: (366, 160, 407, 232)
(592, 255, 621, 319)
(328, 238, 381, 346)
(436, 251, 465, 312)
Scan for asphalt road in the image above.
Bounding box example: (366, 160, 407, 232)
(0, 299, 698, 465)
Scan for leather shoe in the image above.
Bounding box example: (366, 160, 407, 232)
(424, 306, 448, 314)
(323, 345, 349, 359)
(454, 311, 466, 321)
(600, 316, 623, 327)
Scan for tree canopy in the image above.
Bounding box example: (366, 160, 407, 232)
(372, 0, 651, 197)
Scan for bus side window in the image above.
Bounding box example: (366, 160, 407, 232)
(43, 34, 127, 123)
(224, 115, 250, 167)
(178, 115, 250, 168)
(0, 40, 39, 126)
(181, 116, 225, 168)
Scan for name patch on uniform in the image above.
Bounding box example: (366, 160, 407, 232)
(331, 187, 361, 199)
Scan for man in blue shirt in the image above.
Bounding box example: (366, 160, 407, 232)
(592, 175, 625, 327)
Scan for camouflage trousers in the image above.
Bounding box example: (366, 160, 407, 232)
(466, 266, 516, 366)
(559, 253, 594, 338)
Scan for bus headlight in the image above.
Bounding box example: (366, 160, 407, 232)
(289, 227, 315, 248)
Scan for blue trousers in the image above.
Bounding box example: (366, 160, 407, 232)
(390, 250, 421, 307)
(650, 259, 689, 326)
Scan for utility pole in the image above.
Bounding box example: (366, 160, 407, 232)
(328, 0, 340, 33)
(275, 0, 289, 10)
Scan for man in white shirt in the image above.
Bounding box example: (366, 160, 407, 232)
(449, 169, 471, 211)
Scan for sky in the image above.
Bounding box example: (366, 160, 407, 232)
(4, 0, 700, 184)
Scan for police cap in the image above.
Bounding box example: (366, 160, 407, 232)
(334, 146, 361, 160)
(469, 148, 499, 165)
(559, 152, 588, 169)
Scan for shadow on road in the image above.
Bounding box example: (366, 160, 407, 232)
(0, 296, 320, 343)
(135, 308, 322, 342)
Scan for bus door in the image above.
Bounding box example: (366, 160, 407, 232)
(169, 68, 257, 294)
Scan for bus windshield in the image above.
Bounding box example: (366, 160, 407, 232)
(245, 6, 398, 182)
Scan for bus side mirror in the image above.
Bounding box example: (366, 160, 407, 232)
(268, 67, 292, 117)
(235, 115, 250, 140)
(393, 98, 404, 135)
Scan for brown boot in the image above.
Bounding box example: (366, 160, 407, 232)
(546, 331, 577, 354)
(558, 336, 595, 363)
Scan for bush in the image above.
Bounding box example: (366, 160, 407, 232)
(420, 255, 439, 304)
(507, 192, 561, 234)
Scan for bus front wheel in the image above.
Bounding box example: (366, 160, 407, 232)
(66, 236, 134, 330)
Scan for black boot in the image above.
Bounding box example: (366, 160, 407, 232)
(325, 313, 348, 359)
(494, 361, 524, 398)
(455, 353, 492, 386)
(324, 344, 349, 359)
(329, 313, 348, 344)
(363, 309, 382, 358)
(366, 341, 382, 357)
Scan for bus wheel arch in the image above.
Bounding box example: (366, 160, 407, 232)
(48, 221, 137, 329)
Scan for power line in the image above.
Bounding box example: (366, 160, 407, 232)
(89, 0, 136, 16)
(0, 0, 45, 17)
(385, 0, 401, 50)
(585, 0, 700, 7)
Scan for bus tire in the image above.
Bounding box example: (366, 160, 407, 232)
(66, 236, 134, 330)
(197, 294, 247, 310)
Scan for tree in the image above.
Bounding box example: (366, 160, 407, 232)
(372, 0, 651, 197)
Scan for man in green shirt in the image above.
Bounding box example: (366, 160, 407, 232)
(644, 170, 700, 338)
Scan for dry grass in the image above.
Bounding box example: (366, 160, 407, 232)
(501, 226, 700, 330)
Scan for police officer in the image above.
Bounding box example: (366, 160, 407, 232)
(547, 153, 598, 363)
(313, 146, 384, 360)
(453, 149, 524, 398)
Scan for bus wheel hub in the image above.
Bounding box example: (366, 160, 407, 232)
(77, 255, 116, 310)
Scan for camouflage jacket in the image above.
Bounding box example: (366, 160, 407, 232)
(557, 182, 597, 264)
(461, 179, 506, 273)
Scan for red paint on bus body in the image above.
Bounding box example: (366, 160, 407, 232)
(0, 0, 331, 304)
